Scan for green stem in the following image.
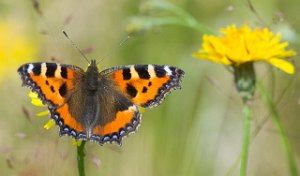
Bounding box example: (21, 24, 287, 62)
(77, 141, 86, 176)
(227, 75, 296, 176)
(240, 103, 252, 176)
(257, 81, 298, 176)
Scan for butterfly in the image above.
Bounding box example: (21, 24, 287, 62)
(18, 60, 184, 145)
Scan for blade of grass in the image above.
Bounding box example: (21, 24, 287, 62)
(227, 73, 296, 175)
(257, 81, 298, 176)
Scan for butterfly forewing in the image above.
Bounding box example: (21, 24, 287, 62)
(18, 63, 84, 108)
(104, 64, 184, 108)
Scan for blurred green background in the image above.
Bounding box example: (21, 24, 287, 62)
(1, 0, 300, 175)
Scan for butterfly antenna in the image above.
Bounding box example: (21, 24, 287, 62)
(62, 30, 90, 64)
(97, 35, 131, 64)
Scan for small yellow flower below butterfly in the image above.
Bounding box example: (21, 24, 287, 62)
(44, 119, 55, 130)
(72, 139, 83, 146)
(28, 91, 54, 130)
(29, 92, 83, 147)
(29, 91, 44, 107)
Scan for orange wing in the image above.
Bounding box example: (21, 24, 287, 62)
(18, 62, 87, 138)
(105, 65, 184, 108)
(18, 63, 83, 108)
(50, 103, 85, 137)
(92, 105, 141, 145)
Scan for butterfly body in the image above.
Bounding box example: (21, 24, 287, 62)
(18, 60, 184, 145)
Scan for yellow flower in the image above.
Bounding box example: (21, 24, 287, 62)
(72, 139, 83, 146)
(28, 91, 54, 130)
(193, 25, 296, 74)
(28, 91, 44, 107)
(29, 92, 83, 146)
(0, 20, 38, 81)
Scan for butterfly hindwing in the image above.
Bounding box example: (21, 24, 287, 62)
(50, 103, 86, 138)
(92, 104, 141, 144)
(56, 74, 141, 144)
(105, 64, 185, 108)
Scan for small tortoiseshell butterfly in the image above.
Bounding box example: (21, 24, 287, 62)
(18, 60, 184, 145)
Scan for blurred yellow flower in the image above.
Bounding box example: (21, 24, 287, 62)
(44, 119, 55, 130)
(193, 25, 296, 74)
(72, 139, 83, 146)
(0, 21, 38, 81)
(28, 91, 44, 107)
(29, 91, 54, 130)
(29, 92, 83, 146)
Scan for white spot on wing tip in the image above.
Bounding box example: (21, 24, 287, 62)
(164, 66, 172, 75)
(27, 64, 34, 73)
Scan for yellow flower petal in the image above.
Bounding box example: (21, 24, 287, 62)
(28, 92, 45, 107)
(267, 58, 295, 74)
(44, 119, 55, 130)
(72, 139, 83, 146)
(36, 110, 49, 117)
(28, 91, 38, 98)
(31, 98, 44, 107)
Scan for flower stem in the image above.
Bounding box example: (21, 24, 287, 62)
(240, 103, 252, 176)
(257, 81, 298, 176)
(77, 141, 86, 176)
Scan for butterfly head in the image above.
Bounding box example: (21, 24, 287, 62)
(85, 59, 100, 91)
